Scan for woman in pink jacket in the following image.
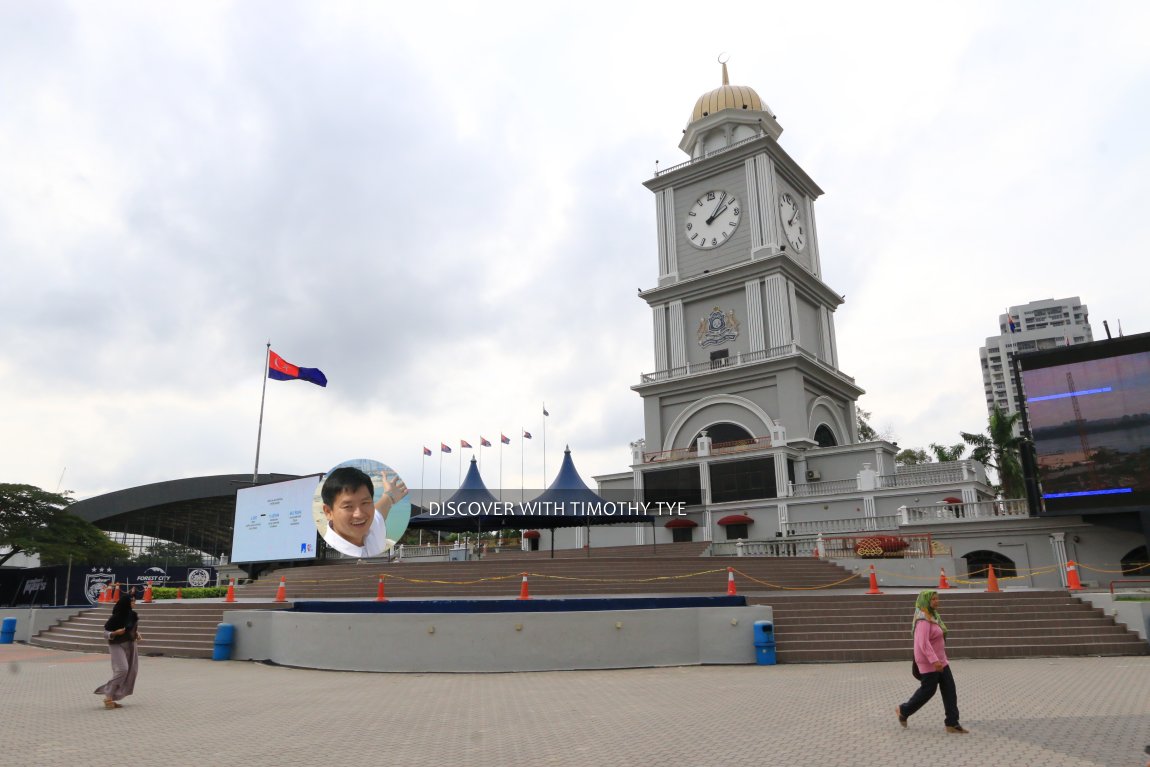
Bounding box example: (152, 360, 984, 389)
(896, 589, 969, 733)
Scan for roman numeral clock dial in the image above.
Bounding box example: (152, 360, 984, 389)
(684, 190, 741, 250)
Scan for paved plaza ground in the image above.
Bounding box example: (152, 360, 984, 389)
(2, 645, 1148, 767)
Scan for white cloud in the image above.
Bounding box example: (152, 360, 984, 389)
(2, 0, 1147, 499)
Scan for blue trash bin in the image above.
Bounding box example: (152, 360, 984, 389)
(0, 617, 16, 644)
(753, 619, 776, 666)
(212, 622, 235, 661)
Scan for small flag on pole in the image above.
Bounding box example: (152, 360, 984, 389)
(441, 443, 452, 453)
(461, 439, 473, 449)
(423, 447, 432, 456)
(480, 437, 492, 447)
(268, 350, 327, 387)
(500, 434, 511, 445)
(1006, 310, 1019, 333)
(543, 405, 549, 417)
(523, 430, 533, 439)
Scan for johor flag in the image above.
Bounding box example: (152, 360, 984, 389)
(480, 437, 492, 447)
(268, 350, 327, 387)
(1006, 311, 1019, 333)
(523, 430, 533, 439)
(441, 443, 452, 453)
(423, 447, 432, 456)
(500, 434, 511, 445)
(461, 439, 473, 449)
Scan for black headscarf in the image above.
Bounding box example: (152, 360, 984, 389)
(104, 593, 138, 633)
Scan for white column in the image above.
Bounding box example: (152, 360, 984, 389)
(661, 188, 678, 280)
(668, 300, 687, 370)
(762, 155, 780, 250)
(787, 281, 800, 347)
(744, 157, 762, 250)
(745, 279, 766, 353)
(826, 306, 839, 368)
(777, 502, 789, 536)
(652, 305, 668, 374)
(762, 275, 791, 350)
(862, 496, 877, 531)
(808, 204, 822, 278)
(703, 508, 713, 542)
(1049, 532, 1069, 587)
(819, 306, 833, 364)
(773, 452, 789, 498)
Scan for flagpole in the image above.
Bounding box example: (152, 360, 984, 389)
(542, 402, 547, 487)
(458, 444, 463, 486)
(520, 429, 525, 504)
(438, 447, 443, 506)
(499, 438, 503, 502)
(252, 341, 271, 484)
(420, 450, 426, 514)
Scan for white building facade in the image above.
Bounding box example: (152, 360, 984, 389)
(980, 297, 1092, 419)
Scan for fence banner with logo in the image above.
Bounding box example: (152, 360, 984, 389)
(0, 565, 219, 607)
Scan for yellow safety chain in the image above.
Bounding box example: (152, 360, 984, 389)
(732, 569, 863, 590)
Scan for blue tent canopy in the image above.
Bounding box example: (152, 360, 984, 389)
(408, 458, 511, 533)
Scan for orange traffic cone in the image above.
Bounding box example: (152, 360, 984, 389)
(726, 567, 738, 596)
(143, 583, 153, 603)
(274, 576, 287, 603)
(518, 572, 531, 600)
(98, 585, 108, 604)
(224, 577, 236, 603)
(375, 576, 388, 603)
(1066, 560, 1083, 592)
(938, 568, 951, 590)
(985, 564, 1000, 593)
(866, 564, 883, 595)
(176, 587, 183, 601)
(112, 583, 121, 602)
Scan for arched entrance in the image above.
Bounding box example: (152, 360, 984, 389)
(1121, 546, 1149, 575)
(964, 550, 1016, 579)
(694, 422, 754, 445)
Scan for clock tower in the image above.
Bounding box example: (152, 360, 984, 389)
(632, 61, 864, 525)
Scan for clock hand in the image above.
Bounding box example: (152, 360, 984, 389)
(707, 192, 727, 223)
(706, 203, 729, 226)
(788, 208, 800, 226)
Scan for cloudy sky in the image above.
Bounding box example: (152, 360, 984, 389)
(3, 1, 1147, 501)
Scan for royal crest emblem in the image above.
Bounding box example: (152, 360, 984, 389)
(697, 307, 740, 347)
(187, 568, 211, 588)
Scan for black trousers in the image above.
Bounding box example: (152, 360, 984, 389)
(899, 664, 959, 727)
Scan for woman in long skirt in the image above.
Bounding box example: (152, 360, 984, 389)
(93, 591, 142, 709)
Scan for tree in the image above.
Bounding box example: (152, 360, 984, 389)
(961, 406, 1025, 498)
(134, 541, 205, 567)
(929, 442, 966, 463)
(0, 483, 131, 566)
(895, 448, 932, 466)
(856, 408, 879, 441)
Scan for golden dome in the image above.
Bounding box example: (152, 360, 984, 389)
(689, 62, 765, 123)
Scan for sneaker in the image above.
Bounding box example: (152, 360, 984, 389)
(896, 705, 907, 728)
(945, 725, 970, 734)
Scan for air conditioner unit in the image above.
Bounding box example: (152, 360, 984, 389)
(806, 470, 821, 481)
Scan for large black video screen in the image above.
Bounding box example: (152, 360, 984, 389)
(1019, 333, 1150, 515)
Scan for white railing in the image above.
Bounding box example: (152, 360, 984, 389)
(639, 344, 798, 384)
(710, 537, 820, 558)
(899, 498, 1029, 525)
(789, 478, 859, 497)
(784, 516, 900, 536)
(878, 464, 967, 488)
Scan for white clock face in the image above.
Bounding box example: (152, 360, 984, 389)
(778, 192, 807, 251)
(685, 190, 741, 250)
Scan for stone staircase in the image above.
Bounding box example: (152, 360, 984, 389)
(30, 602, 289, 659)
(28, 554, 1148, 664)
(241, 548, 861, 600)
(752, 591, 1149, 663)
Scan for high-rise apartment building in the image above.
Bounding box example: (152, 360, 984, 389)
(980, 297, 1092, 418)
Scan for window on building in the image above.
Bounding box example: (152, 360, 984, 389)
(709, 457, 777, 503)
(724, 523, 749, 540)
(813, 424, 837, 448)
(710, 348, 729, 369)
(672, 526, 694, 543)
